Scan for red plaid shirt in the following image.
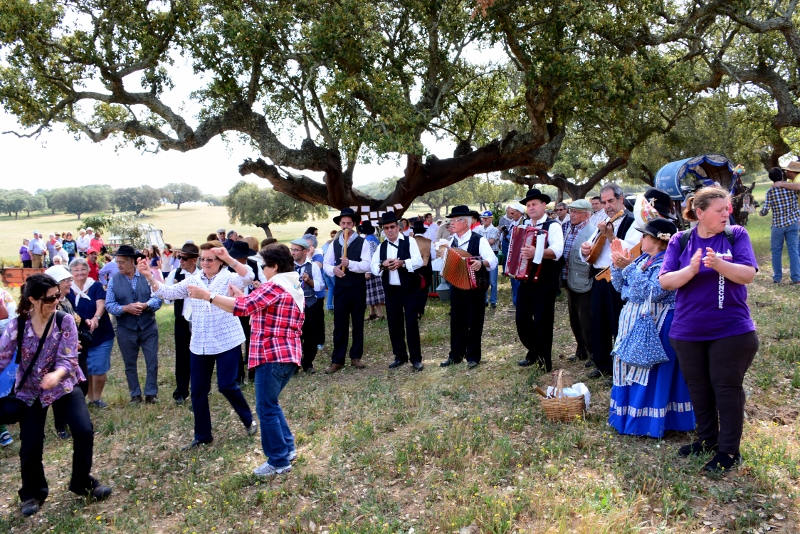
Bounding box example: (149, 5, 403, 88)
(233, 282, 303, 368)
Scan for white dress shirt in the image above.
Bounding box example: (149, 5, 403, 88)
(449, 229, 499, 271)
(521, 215, 564, 260)
(163, 265, 199, 308)
(294, 260, 323, 292)
(580, 214, 641, 268)
(152, 268, 253, 354)
(323, 232, 373, 276)
(370, 234, 423, 285)
(424, 223, 439, 240)
(75, 235, 91, 253)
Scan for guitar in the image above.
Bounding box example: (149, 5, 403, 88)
(585, 209, 625, 264)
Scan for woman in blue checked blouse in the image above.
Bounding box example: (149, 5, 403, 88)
(138, 243, 257, 451)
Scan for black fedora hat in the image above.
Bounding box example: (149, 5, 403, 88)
(113, 244, 140, 257)
(520, 188, 551, 205)
(446, 205, 481, 219)
(412, 220, 427, 234)
(358, 220, 376, 235)
(229, 241, 253, 259)
(643, 187, 672, 218)
(636, 217, 678, 242)
(170, 243, 200, 257)
(378, 211, 400, 226)
(333, 207, 358, 226)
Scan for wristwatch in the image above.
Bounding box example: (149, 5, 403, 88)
(209, 292, 216, 303)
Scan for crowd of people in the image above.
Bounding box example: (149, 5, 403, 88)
(0, 177, 767, 517)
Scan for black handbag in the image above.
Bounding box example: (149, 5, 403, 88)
(78, 320, 94, 348)
(0, 312, 58, 425)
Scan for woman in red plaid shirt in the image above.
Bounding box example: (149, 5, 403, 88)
(188, 244, 305, 478)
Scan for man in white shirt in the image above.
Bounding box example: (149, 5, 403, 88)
(514, 189, 565, 371)
(322, 208, 373, 373)
(163, 243, 200, 404)
(439, 205, 499, 370)
(555, 202, 569, 225)
(502, 203, 525, 304)
(423, 213, 439, 241)
(580, 183, 641, 379)
(290, 238, 324, 373)
(475, 211, 501, 308)
(371, 212, 424, 371)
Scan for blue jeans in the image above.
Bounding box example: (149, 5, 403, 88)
(510, 278, 520, 306)
(254, 362, 297, 468)
(323, 272, 336, 309)
(485, 265, 499, 305)
(190, 346, 253, 443)
(770, 222, 800, 282)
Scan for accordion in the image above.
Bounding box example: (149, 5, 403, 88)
(506, 225, 548, 282)
(442, 247, 489, 290)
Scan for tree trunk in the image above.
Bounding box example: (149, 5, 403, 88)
(504, 156, 628, 200)
(258, 224, 273, 238)
(176, 202, 182, 210)
(435, 206, 441, 219)
(111, 207, 116, 215)
(76, 212, 82, 219)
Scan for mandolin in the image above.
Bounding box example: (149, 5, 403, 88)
(594, 242, 642, 282)
(585, 209, 625, 264)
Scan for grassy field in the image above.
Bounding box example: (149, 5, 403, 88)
(0, 187, 798, 532)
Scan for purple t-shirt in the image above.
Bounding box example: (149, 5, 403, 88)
(19, 246, 31, 261)
(660, 225, 757, 341)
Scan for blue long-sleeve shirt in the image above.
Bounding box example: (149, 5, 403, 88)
(105, 271, 162, 316)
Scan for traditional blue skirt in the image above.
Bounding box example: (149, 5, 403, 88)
(609, 310, 696, 437)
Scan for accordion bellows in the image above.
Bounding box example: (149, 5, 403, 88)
(506, 226, 547, 281)
(442, 247, 481, 290)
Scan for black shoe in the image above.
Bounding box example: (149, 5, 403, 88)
(703, 452, 742, 474)
(566, 355, 578, 362)
(303, 367, 316, 374)
(412, 362, 424, 372)
(440, 358, 462, 367)
(490, 303, 496, 309)
(388, 360, 407, 369)
(145, 395, 158, 404)
(517, 359, 534, 367)
(174, 396, 186, 406)
(584, 360, 595, 368)
(56, 428, 71, 440)
(130, 395, 143, 405)
(678, 440, 718, 457)
(586, 369, 603, 378)
(89, 484, 112, 501)
(467, 361, 479, 369)
(182, 439, 213, 451)
(20, 498, 41, 517)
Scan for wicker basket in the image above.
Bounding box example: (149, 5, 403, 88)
(538, 370, 585, 422)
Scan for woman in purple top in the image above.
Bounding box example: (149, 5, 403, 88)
(0, 274, 111, 516)
(20, 239, 32, 268)
(660, 187, 759, 474)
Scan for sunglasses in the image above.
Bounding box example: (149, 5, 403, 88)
(199, 257, 218, 263)
(40, 292, 61, 304)
(178, 255, 197, 261)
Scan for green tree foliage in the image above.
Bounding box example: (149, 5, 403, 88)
(24, 194, 46, 217)
(203, 194, 224, 206)
(417, 177, 478, 219)
(112, 186, 163, 215)
(35, 189, 58, 214)
(0, 189, 32, 219)
(80, 213, 113, 234)
(50, 186, 110, 219)
(224, 181, 328, 238)
(162, 182, 203, 209)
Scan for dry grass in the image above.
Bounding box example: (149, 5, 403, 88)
(0, 193, 798, 533)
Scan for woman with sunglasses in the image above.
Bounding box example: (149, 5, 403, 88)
(0, 274, 111, 516)
(138, 243, 257, 450)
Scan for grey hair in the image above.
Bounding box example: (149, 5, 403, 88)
(600, 183, 624, 200)
(69, 256, 90, 271)
(302, 233, 318, 248)
(556, 202, 567, 209)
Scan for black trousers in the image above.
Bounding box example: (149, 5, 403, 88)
(54, 349, 87, 433)
(590, 276, 624, 373)
(449, 287, 487, 363)
(515, 279, 558, 371)
(416, 265, 432, 316)
(173, 313, 191, 400)
(237, 315, 254, 383)
(384, 285, 422, 363)
(331, 281, 367, 364)
(301, 299, 324, 370)
(20, 390, 96, 503)
(566, 286, 592, 360)
(671, 332, 759, 454)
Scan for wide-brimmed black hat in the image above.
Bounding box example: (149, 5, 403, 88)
(412, 220, 427, 234)
(643, 187, 672, 218)
(520, 188, 551, 205)
(636, 217, 678, 242)
(446, 205, 480, 219)
(358, 220, 376, 235)
(333, 207, 358, 226)
(113, 244, 140, 257)
(170, 243, 200, 257)
(229, 241, 253, 259)
(378, 212, 400, 226)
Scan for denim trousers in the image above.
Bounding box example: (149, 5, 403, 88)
(323, 272, 336, 309)
(770, 222, 800, 282)
(190, 346, 253, 443)
(484, 265, 499, 305)
(254, 362, 297, 468)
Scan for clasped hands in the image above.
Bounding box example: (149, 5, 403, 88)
(689, 247, 723, 274)
(610, 239, 633, 268)
(382, 258, 404, 271)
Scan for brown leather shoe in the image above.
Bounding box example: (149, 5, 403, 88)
(351, 359, 366, 369)
(324, 363, 344, 374)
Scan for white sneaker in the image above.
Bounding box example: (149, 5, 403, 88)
(253, 461, 292, 477)
(288, 448, 297, 462)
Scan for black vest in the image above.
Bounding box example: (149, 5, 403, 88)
(451, 232, 489, 280)
(525, 218, 564, 286)
(332, 235, 366, 288)
(111, 272, 157, 331)
(173, 269, 186, 317)
(379, 238, 417, 292)
(616, 213, 635, 239)
(295, 262, 318, 306)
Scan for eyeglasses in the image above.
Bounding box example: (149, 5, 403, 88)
(290, 248, 305, 253)
(383, 224, 398, 230)
(556, 208, 566, 212)
(40, 292, 61, 304)
(199, 257, 218, 263)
